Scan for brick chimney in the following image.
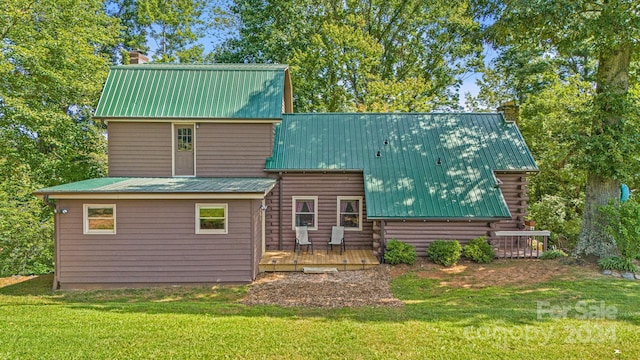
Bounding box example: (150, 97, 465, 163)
(129, 50, 148, 65)
(497, 101, 519, 124)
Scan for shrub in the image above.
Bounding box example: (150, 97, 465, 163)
(384, 239, 417, 265)
(598, 256, 639, 273)
(600, 198, 640, 260)
(463, 237, 495, 263)
(0, 175, 54, 276)
(528, 195, 581, 251)
(540, 249, 568, 260)
(427, 240, 462, 267)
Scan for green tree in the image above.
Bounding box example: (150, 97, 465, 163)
(1, 0, 118, 274)
(476, 0, 640, 257)
(105, 0, 207, 63)
(0, 165, 54, 276)
(215, 0, 484, 112)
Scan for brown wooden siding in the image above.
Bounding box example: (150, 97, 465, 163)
(495, 172, 528, 231)
(56, 199, 259, 288)
(383, 221, 493, 257)
(108, 122, 172, 177)
(264, 173, 373, 251)
(196, 123, 274, 177)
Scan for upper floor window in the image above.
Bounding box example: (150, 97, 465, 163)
(196, 204, 228, 234)
(292, 196, 318, 230)
(84, 204, 116, 234)
(177, 127, 193, 151)
(337, 197, 362, 231)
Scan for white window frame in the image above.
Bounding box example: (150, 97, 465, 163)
(292, 196, 318, 230)
(83, 204, 116, 235)
(196, 203, 228, 234)
(336, 196, 363, 231)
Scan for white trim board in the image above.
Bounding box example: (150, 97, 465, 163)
(43, 193, 270, 200)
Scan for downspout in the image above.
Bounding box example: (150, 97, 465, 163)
(250, 200, 255, 279)
(43, 195, 60, 290)
(278, 173, 283, 250)
(380, 220, 386, 263)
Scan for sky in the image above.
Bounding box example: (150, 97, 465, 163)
(458, 46, 499, 108)
(459, 71, 482, 107)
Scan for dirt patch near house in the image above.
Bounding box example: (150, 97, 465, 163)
(242, 258, 600, 308)
(0, 275, 38, 288)
(241, 265, 404, 308)
(391, 258, 600, 289)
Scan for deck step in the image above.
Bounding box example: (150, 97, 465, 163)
(259, 250, 379, 272)
(303, 267, 338, 274)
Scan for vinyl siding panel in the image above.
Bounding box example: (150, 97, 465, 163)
(265, 173, 373, 250)
(57, 199, 258, 288)
(196, 123, 274, 177)
(252, 199, 263, 278)
(108, 122, 172, 176)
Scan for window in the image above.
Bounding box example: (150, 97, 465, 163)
(292, 196, 318, 230)
(337, 197, 362, 231)
(83, 204, 116, 234)
(177, 127, 193, 151)
(196, 204, 227, 234)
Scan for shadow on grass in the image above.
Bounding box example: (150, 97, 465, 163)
(395, 274, 640, 327)
(2, 272, 639, 327)
(0, 274, 55, 296)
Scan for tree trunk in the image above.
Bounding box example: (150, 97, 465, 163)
(576, 174, 619, 257)
(575, 43, 630, 258)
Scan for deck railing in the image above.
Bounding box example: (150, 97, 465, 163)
(493, 231, 551, 259)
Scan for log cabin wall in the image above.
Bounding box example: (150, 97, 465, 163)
(264, 173, 374, 251)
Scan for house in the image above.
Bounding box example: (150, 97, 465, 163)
(36, 60, 537, 289)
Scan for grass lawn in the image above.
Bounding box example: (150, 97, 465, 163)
(1, 260, 639, 359)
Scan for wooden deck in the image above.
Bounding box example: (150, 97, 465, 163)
(495, 249, 544, 259)
(259, 250, 380, 272)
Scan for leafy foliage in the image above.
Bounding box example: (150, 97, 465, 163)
(105, 0, 207, 63)
(600, 198, 640, 261)
(215, 0, 484, 112)
(528, 195, 582, 251)
(426, 240, 462, 267)
(472, 0, 640, 258)
(539, 249, 569, 260)
(463, 237, 495, 263)
(598, 256, 639, 273)
(0, 166, 54, 275)
(384, 239, 417, 265)
(0, 0, 117, 275)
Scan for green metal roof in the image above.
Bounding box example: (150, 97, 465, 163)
(36, 177, 276, 195)
(266, 113, 537, 219)
(94, 64, 288, 120)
